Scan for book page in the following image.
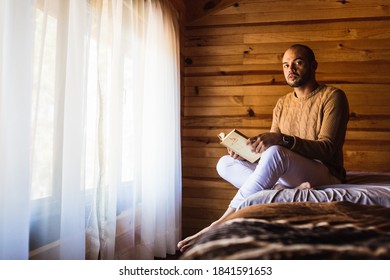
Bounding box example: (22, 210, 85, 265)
(219, 129, 261, 163)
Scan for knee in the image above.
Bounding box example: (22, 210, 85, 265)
(257, 145, 290, 170)
(216, 155, 233, 180)
(262, 145, 288, 160)
(263, 145, 284, 155)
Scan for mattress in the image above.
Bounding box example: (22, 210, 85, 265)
(238, 171, 390, 210)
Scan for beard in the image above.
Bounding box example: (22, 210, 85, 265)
(287, 73, 310, 87)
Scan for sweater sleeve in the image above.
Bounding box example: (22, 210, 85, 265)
(292, 88, 349, 179)
(270, 97, 283, 134)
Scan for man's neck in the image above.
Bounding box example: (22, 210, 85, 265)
(294, 81, 319, 98)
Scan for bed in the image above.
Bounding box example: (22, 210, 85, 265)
(180, 172, 390, 260)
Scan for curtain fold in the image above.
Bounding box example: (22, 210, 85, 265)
(0, 0, 35, 260)
(138, 0, 181, 259)
(0, 0, 181, 260)
(59, 0, 89, 259)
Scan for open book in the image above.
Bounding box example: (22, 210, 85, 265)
(218, 129, 261, 163)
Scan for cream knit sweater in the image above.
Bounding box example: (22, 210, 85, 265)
(271, 84, 350, 182)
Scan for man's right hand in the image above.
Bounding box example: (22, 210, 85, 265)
(227, 148, 245, 160)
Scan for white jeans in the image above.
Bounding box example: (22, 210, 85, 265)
(216, 145, 340, 209)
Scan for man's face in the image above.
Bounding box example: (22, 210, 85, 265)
(282, 48, 315, 87)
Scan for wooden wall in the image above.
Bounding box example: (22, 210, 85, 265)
(181, 0, 390, 238)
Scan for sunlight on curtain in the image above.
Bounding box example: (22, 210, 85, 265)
(29, 0, 89, 260)
(138, 0, 182, 259)
(0, 0, 35, 260)
(84, 0, 182, 260)
(0, 0, 181, 260)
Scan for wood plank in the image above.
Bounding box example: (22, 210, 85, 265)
(318, 74, 389, 84)
(344, 150, 390, 172)
(185, 38, 390, 57)
(184, 0, 239, 24)
(182, 217, 216, 232)
(184, 55, 244, 66)
(185, 18, 390, 38)
(182, 177, 232, 189)
(183, 186, 236, 200)
(347, 117, 390, 130)
(335, 84, 390, 96)
(183, 197, 231, 210)
(244, 26, 390, 44)
(189, 0, 390, 26)
(184, 85, 289, 97)
(186, 23, 390, 47)
(182, 207, 228, 221)
(182, 145, 225, 157)
(184, 95, 280, 107)
(347, 106, 390, 115)
(185, 74, 285, 87)
(182, 157, 220, 168)
(215, 0, 390, 16)
(182, 116, 273, 128)
(185, 64, 285, 76)
(182, 167, 221, 179)
(183, 106, 271, 117)
(344, 142, 390, 152)
(166, 0, 185, 21)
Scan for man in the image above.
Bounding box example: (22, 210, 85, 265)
(177, 44, 349, 253)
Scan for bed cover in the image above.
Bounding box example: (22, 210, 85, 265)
(180, 172, 390, 260)
(237, 171, 390, 209)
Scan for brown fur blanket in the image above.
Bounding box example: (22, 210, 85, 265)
(181, 202, 390, 260)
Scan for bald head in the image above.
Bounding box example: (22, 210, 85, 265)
(287, 44, 316, 63)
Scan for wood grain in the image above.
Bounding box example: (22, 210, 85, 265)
(181, 0, 390, 237)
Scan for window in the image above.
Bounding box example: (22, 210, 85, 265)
(31, 8, 57, 200)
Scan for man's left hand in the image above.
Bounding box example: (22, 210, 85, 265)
(246, 132, 283, 153)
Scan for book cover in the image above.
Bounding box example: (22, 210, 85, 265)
(218, 129, 261, 163)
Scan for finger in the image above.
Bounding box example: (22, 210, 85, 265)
(180, 243, 191, 253)
(248, 139, 259, 152)
(256, 142, 262, 153)
(256, 141, 265, 153)
(250, 136, 258, 144)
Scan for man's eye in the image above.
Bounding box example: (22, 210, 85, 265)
(295, 60, 304, 66)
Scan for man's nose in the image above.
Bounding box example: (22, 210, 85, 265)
(288, 64, 296, 73)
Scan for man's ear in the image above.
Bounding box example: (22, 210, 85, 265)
(312, 60, 318, 70)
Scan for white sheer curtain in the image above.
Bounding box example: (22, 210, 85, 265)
(0, 0, 35, 260)
(0, 0, 181, 260)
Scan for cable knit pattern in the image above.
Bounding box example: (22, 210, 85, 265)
(271, 84, 349, 182)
